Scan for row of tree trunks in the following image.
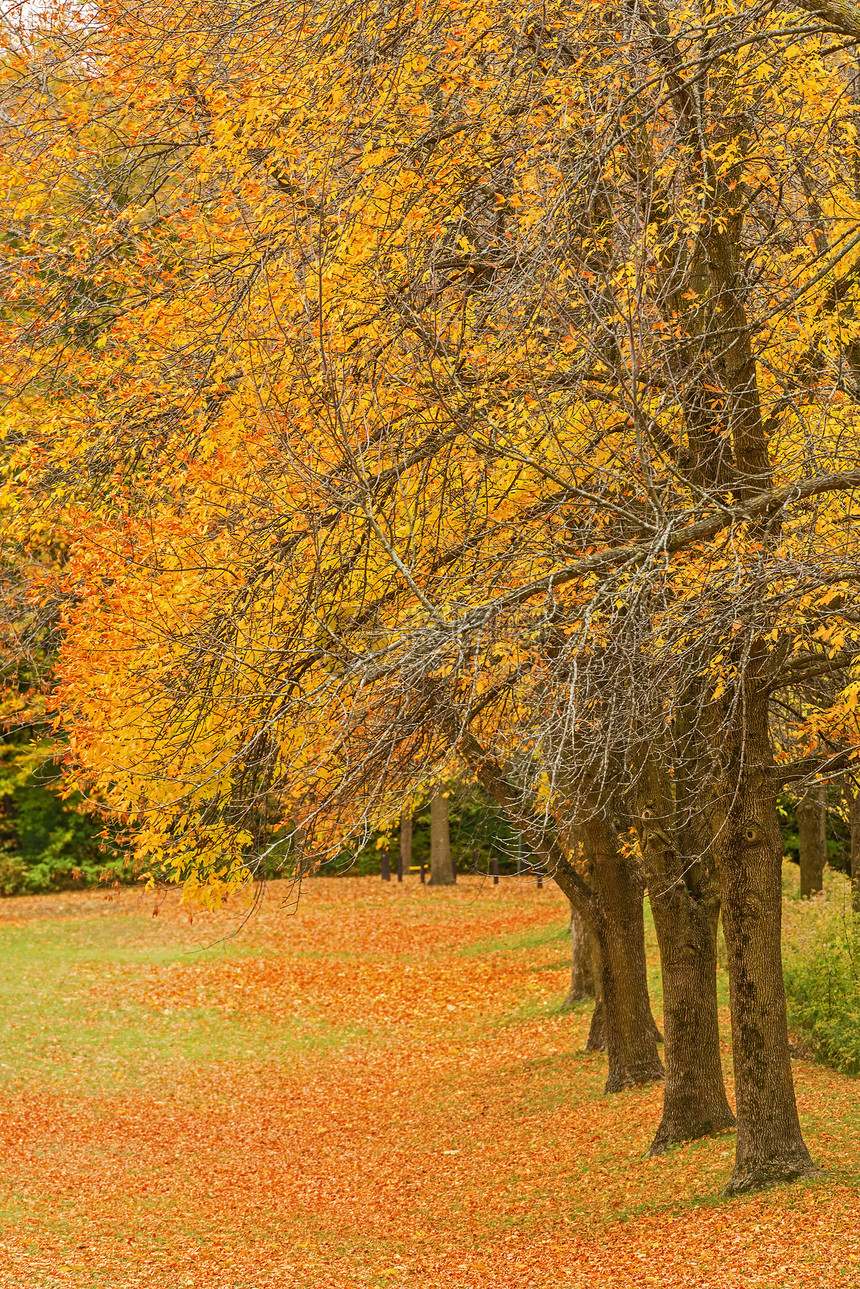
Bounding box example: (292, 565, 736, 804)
(561, 844, 733, 1155)
(444, 717, 816, 1190)
(555, 703, 816, 1185)
(450, 733, 664, 1095)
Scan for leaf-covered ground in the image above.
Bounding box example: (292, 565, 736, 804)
(0, 874, 856, 1288)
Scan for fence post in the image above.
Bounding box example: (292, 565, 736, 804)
(381, 848, 391, 881)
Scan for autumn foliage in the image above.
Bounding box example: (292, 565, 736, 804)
(5, 0, 860, 1203)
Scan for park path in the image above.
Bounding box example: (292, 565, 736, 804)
(0, 876, 856, 1287)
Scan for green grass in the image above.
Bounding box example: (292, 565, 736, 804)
(0, 913, 363, 1094)
(458, 919, 570, 958)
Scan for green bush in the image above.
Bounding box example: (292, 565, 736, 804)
(783, 870, 860, 1074)
(0, 738, 132, 896)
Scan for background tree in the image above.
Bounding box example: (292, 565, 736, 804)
(797, 784, 828, 898)
(428, 789, 455, 887)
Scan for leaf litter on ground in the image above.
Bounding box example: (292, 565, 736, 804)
(0, 875, 856, 1287)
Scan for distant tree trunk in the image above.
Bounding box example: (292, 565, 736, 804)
(797, 784, 827, 898)
(849, 781, 860, 914)
(584, 934, 606, 1049)
(429, 790, 455, 885)
(581, 815, 664, 1092)
(586, 998, 606, 1050)
(714, 664, 817, 1193)
(399, 808, 413, 881)
(560, 900, 595, 1009)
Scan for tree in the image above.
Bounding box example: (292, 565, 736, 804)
(797, 784, 827, 898)
(399, 808, 412, 881)
(632, 742, 736, 1154)
(559, 901, 595, 1010)
(7, 0, 860, 1190)
(428, 789, 454, 886)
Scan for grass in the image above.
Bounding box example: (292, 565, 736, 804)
(0, 904, 363, 1093)
(0, 876, 856, 1287)
(457, 918, 571, 958)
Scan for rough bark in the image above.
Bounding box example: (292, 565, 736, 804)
(713, 663, 817, 1193)
(634, 752, 736, 1154)
(586, 998, 606, 1051)
(429, 790, 455, 885)
(582, 815, 664, 1093)
(647, 887, 735, 1153)
(797, 0, 860, 41)
(797, 784, 827, 898)
(399, 809, 413, 881)
(560, 900, 596, 1010)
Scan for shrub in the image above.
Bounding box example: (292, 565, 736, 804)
(0, 739, 133, 895)
(783, 869, 860, 1074)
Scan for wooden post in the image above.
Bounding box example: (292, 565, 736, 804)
(381, 847, 391, 881)
(492, 854, 499, 885)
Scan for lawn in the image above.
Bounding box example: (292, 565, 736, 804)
(0, 874, 857, 1287)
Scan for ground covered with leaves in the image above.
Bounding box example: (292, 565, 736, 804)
(0, 874, 856, 1287)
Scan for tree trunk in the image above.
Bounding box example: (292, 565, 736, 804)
(634, 753, 736, 1154)
(429, 790, 455, 885)
(446, 726, 659, 1090)
(560, 900, 596, 1010)
(582, 815, 664, 1092)
(797, 784, 827, 898)
(849, 782, 860, 914)
(586, 997, 606, 1050)
(713, 666, 817, 1193)
(584, 932, 606, 1048)
(399, 808, 413, 881)
(647, 890, 735, 1153)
